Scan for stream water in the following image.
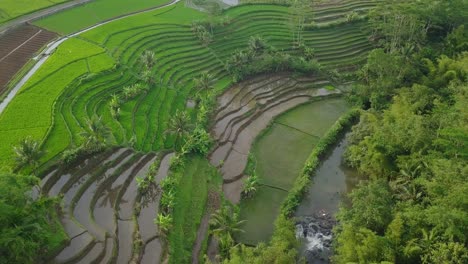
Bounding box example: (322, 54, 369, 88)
(295, 133, 363, 263)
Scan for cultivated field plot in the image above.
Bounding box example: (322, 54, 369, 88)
(237, 98, 349, 244)
(0, 0, 69, 24)
(40, 148, 174, 263)
(0, 1, 376, 171)
(34, 0, 174, 34)
(0, 25, 57, 95)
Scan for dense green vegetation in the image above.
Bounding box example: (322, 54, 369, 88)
(34, 0, 173, 34)
(0, 0, 69, 24)
(333, 1, 468, 263)
(0, 172, 66, 264)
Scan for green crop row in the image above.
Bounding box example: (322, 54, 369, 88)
(0, 0, 69, 24)
(33, 0, 174, 34)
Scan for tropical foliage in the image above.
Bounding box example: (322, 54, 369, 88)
(334, 1, 468, 262)
(0, 172, 65, 264)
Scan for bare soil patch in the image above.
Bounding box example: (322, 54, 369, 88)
(0, 24, 56, 95)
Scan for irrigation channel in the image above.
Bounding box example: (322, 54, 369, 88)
(295, 134, 363, 263)
(40, 149, 174, 263)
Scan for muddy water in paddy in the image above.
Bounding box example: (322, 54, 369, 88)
(210, 73, 341, 204)
(40, 148, 167, 263)
(295, 134, 363, 263)
(236, 98, 349, 245)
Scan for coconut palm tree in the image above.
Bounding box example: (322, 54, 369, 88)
(210, 204, 246, 240)
(248, 35, 268, 55)
(242, 173, 259, 198)
(140, 50, 157, 70)
(140, 69, 154, 85)
(165, 110, 193, 151)
(155, 213, 173, 239)
(193, 71, 215, 93)
(80, 115, 112, 152)
(110, 94, 120, 109)
(13, 137, 44, 173)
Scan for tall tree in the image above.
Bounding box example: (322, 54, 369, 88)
(165, 110, 193, 151)
(80, 115, 112, 152)
(193, 71, 215, 94)
(13, 137, 44, 174)
(140, 50, 157, 70)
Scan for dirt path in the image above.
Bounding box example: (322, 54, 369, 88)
(0, 0, 180, 114)
(191, 189, 221, 264)
(0, 0, 95, 35)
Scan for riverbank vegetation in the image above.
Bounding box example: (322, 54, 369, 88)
(333, 0, 468, 263)
(0, 172, 66, 263)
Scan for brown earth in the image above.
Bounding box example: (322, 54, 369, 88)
(0, 24, 56, 95)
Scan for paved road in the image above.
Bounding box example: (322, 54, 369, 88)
(0, 0, 95, 35)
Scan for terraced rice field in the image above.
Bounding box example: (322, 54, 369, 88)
(0, 1, 377, 168)
(210, 73, 342, 202)
(0, 0, 380, 260)
(237, 98, 349, 244)
(40, 149, 174, 263)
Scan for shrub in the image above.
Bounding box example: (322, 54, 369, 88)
(61, 147, 84, 165)
(242, 173, 260, 198)
(122, 83, 148, 100)
(182, 127, 213, 155)
(191, 23, 213, 45)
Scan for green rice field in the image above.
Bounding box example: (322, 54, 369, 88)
(34, 0, 174, 34)
(0, 1, 374, 169)
(237, 98, 349, 244)
(0, 0, 69, 24)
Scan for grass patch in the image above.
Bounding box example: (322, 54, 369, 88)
(168, 155, 220, 264)
(33, 0, 174, 34)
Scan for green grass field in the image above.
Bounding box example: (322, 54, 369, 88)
(0, 0, 69, 24)
(34, 0, 174, 34)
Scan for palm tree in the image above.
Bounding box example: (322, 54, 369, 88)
(110, 94, 120, 109)
(155, 213, 173, 239)
(242, 174, 259, 198)
(248, 35, 268, 55)
(165, 110, 193, 151)
(210, 204, 246, 240)
(140, 50, 157, 70)
(140, 69, 154, 85)
(210, 204, 245, 257)
(13, 137, 44, 173)
(80, 115, 112, 152)
(390, 162, 424, 202)
(193, 71, 215, 94)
